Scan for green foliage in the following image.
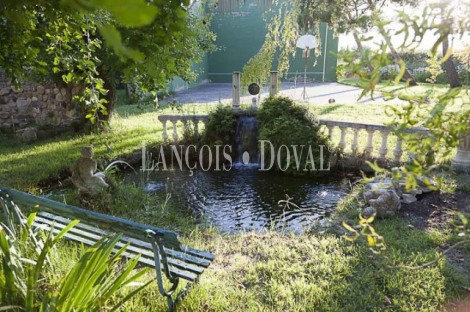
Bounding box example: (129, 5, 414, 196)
(257, 96, 330, 174)
(202, 105, 237, 145)
(241, 1, 301, 89)
(338, 2, 470, 191)
(0, 201, 150, 310)
(0, 0, 217, 123)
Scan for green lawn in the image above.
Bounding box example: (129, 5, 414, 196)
(0, 91, 469, 311)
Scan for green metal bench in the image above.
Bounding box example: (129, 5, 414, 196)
(0, 186, 215, 311)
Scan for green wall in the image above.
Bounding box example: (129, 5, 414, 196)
(208, 1, 338, 83)
(168, 54, 209, 92)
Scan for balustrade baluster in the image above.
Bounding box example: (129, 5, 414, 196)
(194, 119, 200, 138)
(351, 128, 359, 155)
(338, 127, 347, 152)
(365, 130, 374, 158)
(379, 131, 390, 160)
(171, 120, 178, 142)
(393, 137, 403, 162)
(161, 120, 168, 143)
(327, 126, 334, 140)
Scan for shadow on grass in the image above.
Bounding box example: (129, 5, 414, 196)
(318, 104, 342, 115)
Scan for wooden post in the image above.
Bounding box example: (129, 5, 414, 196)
(232, 71, 241, 110)
(269, 71, 279, 96)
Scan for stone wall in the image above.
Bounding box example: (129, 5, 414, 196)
(0, 70, 84, 142)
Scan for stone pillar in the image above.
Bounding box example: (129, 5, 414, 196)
(338, 127, 347, 153)
(351, 128, 359, 155)
(393, 137, 403, 162)
(379, 131, 389, 160)
(161, 120, 168, 143)
(232, 71, 241, 110)
(451, 122, 470, 173)
(269, 71, 279, 96)
(365, 130, 375, 158)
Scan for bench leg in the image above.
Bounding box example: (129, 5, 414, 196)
(147, 232, 180, 312)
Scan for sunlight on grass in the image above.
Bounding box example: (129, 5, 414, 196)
(1, 89, 469, 311)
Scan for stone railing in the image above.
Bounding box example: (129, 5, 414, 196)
(157, 114, 430, 162)
(319, 120, 429, 162)
(157, 114, 209, 143)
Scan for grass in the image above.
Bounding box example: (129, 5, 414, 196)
(18, 182, 466, 312)
(1, 89, 469, 311)
(339, 77, 470, 107)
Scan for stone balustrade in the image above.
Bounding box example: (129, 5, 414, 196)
(319, 120, 430, 162)
(157, 114, 209, 143)
(157, 114, 431, 163)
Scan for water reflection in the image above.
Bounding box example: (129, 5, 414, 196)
(136, 165, 348, 234)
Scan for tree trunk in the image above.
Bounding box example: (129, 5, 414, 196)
(388, 42, 418, 86)
(353, 32, 374, 72)
(377, 23, 418, 86)
(442, 35, 462, 88)
(97, 69, 117, 123)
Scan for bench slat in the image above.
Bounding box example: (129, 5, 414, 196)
(35, 222, 199, 282)
(0, 187, 182, 250)
(33, 215, 205, 275)
(37, 211, 212, 267)
(181, 246, 216, 261)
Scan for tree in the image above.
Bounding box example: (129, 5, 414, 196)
(435, 0, 463, 88)
(299, 0, 419, 85)
(442, 35, 462, 88)
(0, 0, 216, 124)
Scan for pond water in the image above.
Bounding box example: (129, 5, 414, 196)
(132, 164, 349, 234)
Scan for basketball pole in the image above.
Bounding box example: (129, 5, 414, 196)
(301, 47, 309, 101)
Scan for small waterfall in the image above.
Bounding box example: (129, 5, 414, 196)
(234, 116, 260, 164)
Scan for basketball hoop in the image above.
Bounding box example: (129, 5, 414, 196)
(296, 35, 317, 101)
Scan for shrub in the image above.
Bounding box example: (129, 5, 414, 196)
(203, 105, 237, 145)
(257, 96, 331, 175)
(413, 71, 432, 83)
(0, 201, 150, 311)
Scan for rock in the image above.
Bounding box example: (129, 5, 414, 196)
(361, 206, 377, 219)
(364, 188, 401, 218)
(60, 88, 67, 96)
(36, 85, 45, 95)
(56, 93, 63, 102)
(0, 88, 9, 96)
(416, 177, 436, 193)
(17, 127, 37, 143)
(11, 86, 22, 93)
(0, 112, 9, 119)
(16, 99, 28, 108)
(401, 193, 417, 204)
(66, 109, 77, 119)
(365, 178, 394, 191)
(53, 88, 60, 94)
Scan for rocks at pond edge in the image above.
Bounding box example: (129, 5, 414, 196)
(364, 176, 436, 215)
(361, 206, 377, 219)
(364, 188, 401, 218)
